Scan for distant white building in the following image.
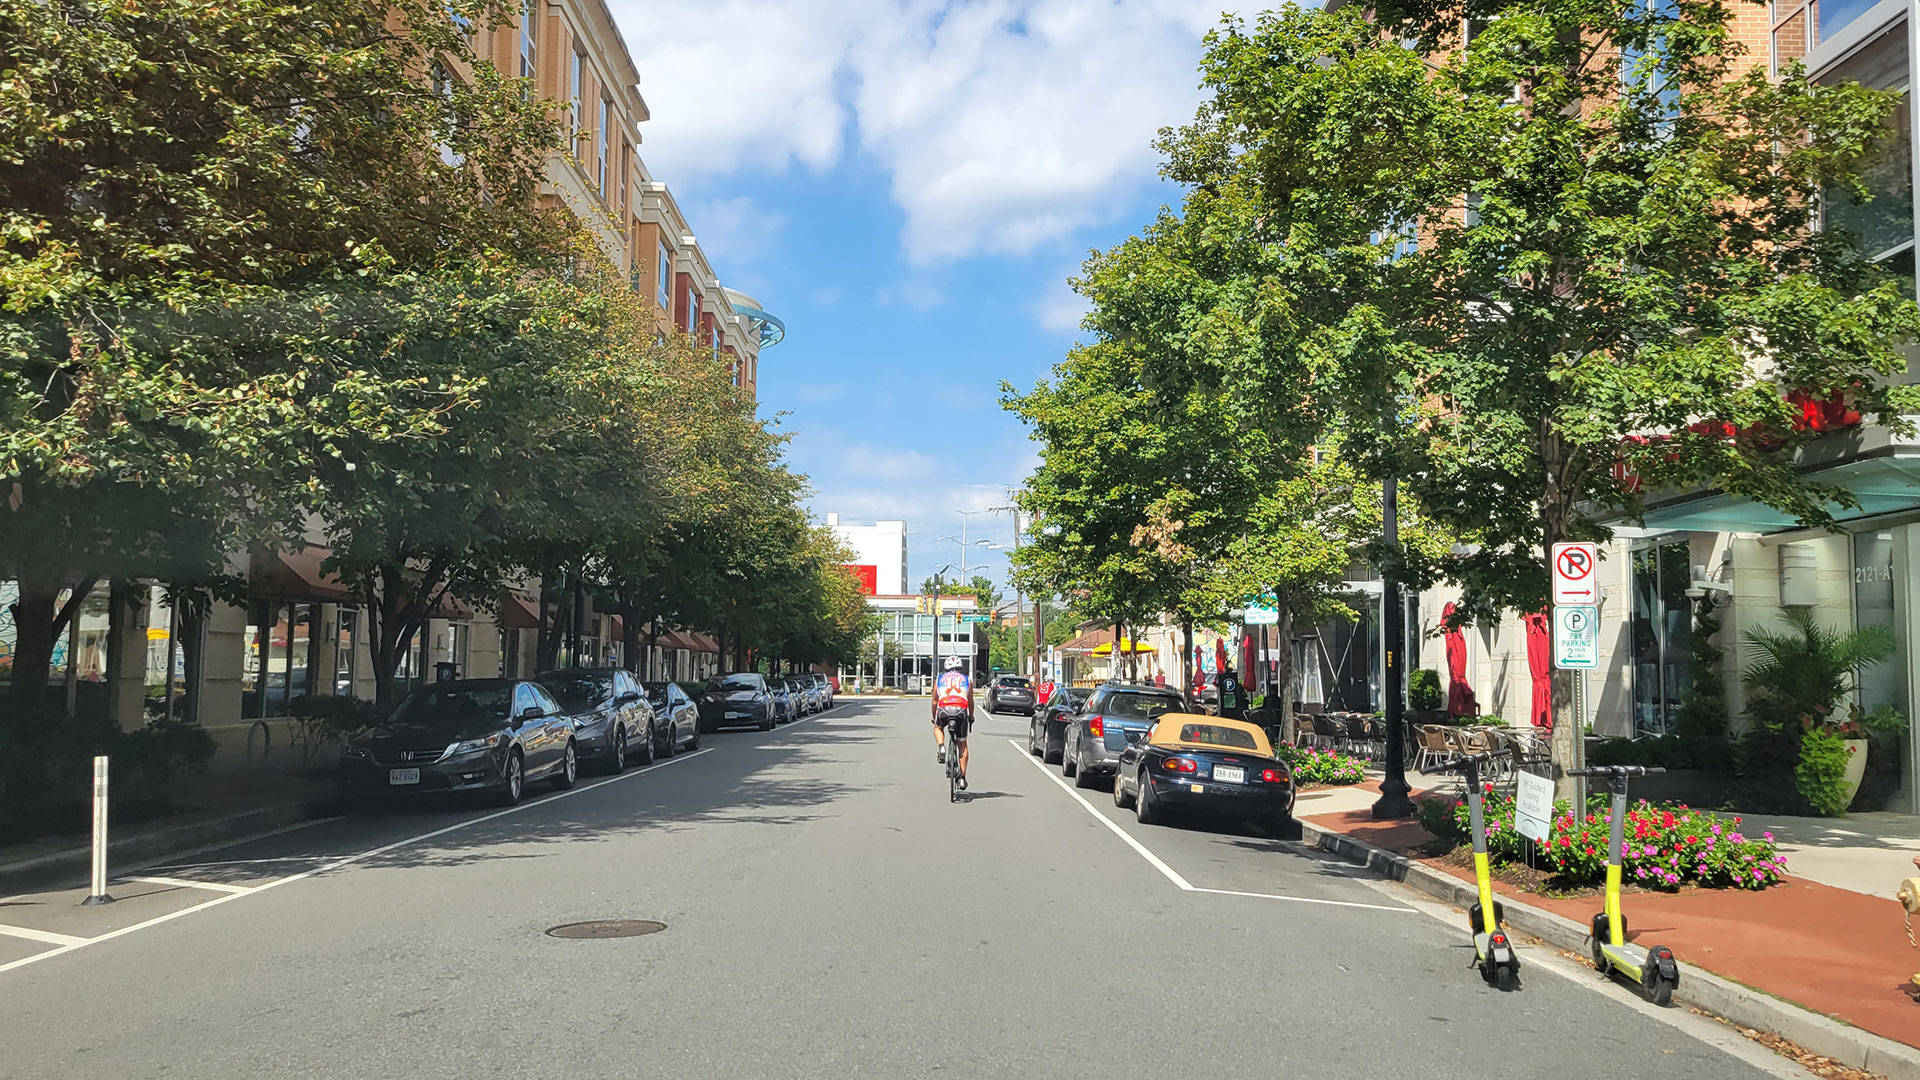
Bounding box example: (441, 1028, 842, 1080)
(826, 513, 907, 596)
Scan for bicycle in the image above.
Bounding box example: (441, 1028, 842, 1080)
(940, 710, 968, 802)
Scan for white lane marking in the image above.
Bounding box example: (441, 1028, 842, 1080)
(0, 747, 715, 978)
(145, 857, 333, 871)
(1007, 740, 1413, 913)
(0, 924, 86, 947)
(123, 876, 254, 895)
(1186, 886, 1419, 913)
(1008, 738, 1196, 890)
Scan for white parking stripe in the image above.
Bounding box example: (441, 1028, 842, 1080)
(0, 746, 715, 978)
(124, 876, 255, 895)
(1006, 740, 1413, 914)
(0, 924, 86, 947)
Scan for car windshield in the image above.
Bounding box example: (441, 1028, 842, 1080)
(1174, 723, 1260, 750)
(642, 682, 671, 705)
(999, 677, 1031, 688)
(1100, 692, 1182, 721)
(713, 674, 762, 692)
(387, 685, 512, 735)
(535, 672, 612, 713)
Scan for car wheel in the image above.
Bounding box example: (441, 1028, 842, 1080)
(760, 710, 775, 732)
(1073, 761, 1096, 789)
(661, 724, 678, 758)
(1135, 771, 1162, 825)
(1114, 772, 1135, 809)
(497, 750, 525, 807)
(608, 727, 627, 774)
(1062, 742, 1077, 778)
(633, 722, 656, 766)
(551, 740, 577, 791)
(685, 722, 700, 752)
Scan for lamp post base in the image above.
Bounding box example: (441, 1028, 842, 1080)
(1371, 778, 1416, 820)
(81, 893, 115, 906)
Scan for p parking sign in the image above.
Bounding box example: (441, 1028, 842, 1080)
(1552, 604, 1599, 669)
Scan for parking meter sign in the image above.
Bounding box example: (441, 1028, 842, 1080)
(1553, 604, 1599, 669)
(1551, 541, 1598, 604)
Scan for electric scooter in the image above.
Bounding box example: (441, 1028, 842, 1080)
(1433, 750, 1520, 990)
(1568, 765, 1681, 1005)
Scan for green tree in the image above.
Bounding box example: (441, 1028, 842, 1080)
(1151, 2, 1920, 780)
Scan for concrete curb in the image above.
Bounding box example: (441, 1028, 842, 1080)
(0, 801, 323, 896)
(1301, 821, 1920, 1080)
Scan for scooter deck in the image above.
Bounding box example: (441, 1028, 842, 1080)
(1599, 941, 1649, 980)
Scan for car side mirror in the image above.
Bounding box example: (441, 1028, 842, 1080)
(618, 692, 641, 704)
(518, 705, 545, 721)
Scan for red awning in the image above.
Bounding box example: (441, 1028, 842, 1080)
(426, 590, 475, 621)
(500, 590, 543, 630)
(252, 545, 353, 602)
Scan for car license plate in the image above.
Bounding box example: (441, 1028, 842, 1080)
(1213, 765, 1245, 784)
(388, 768, 420, 786)
(725, 711, 744, 719)
(1190, 783, 1205, 793)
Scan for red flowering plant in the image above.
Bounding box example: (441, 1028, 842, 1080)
(1434, 788, 1786, 890)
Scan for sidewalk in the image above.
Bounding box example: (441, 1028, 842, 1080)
(1298, 775, 1920, 1057)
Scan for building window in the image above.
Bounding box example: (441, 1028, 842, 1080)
(1818, 25, 1913, 292)
(687, 285, 699, 332)
(519, 1, 537, 84)
(569, 47, 584, 148)
(619, 150, 629, 214)
(596, 95, 610, 192)
(1629, 541, 1692, 737)
(710, 325, 721, 359)
(1622, 0, 1680, 130)
(1370, 218, 1418, 260)
(657, 244, 672, 308)
(432, 66, 462, 167)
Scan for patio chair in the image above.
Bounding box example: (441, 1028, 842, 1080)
(1312, 714, 1342, 751)
(1343, 714, 1373, 759)
(1413, 726, 1455, 772)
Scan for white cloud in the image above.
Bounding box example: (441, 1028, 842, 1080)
(609, 0, 1221, 263)
(798, 382, 847, 403)
(1034, 273, 1090, 333)
(810, 285, 845, 306)
(876, 280, 946, 310)
(681, 195, 786, 264)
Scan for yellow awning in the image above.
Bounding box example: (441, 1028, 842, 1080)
(1092, 637, 1155, 656)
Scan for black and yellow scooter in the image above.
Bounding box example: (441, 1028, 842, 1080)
(1568, 765, 1682, 1005)
(1433, 750, 1520, 990)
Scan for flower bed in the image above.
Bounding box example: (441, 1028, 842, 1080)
(1276, 745, 1367, 786)
(1415, 784, 1786, 891)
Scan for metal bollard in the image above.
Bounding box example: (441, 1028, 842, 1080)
(81, 755, 114, 906)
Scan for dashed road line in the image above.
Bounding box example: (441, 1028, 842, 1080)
(0, 746, 715, 978)
(0, 924, 86, 947)
(1006, 739, 1414, 914)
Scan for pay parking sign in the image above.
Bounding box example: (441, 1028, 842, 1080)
(1552, 604, 1599, 669)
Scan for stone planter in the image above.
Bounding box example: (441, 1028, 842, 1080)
(1840, 738, 1870, 811)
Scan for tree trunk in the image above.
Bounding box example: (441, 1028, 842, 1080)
(621, 611, 643, 674)
(1181, 618, 1194, 702)
(1274, 604, 1296, 747)
(1539, 427, 1584, 803)
(7, 581, 60, 706)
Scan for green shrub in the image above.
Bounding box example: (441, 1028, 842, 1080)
(1275, 745, 1367, 785)
(1408, 668, 1442, 711)
(1414, 794, 1466, 842)
(1794, 726, 1855, 817)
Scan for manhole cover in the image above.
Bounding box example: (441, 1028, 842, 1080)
(546, 920, 666, 939)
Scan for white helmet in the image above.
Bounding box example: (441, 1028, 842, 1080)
(944, 655, 964, 670)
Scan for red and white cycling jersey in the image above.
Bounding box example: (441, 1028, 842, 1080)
(933, 669, 972, 711)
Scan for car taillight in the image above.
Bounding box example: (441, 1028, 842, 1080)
(1087, 716, 1103, 737)
(1161, 757, 1197, 773)
(1260, 769, 1288, 783)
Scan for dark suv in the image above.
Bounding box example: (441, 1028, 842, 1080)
(1060, 682, 1188, 788)
(986, 675, 1036, 716)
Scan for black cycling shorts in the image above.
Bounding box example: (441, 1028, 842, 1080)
(935, 708, 972, 740)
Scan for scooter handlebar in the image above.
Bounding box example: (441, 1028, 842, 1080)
(1566, 765, 1667, 777)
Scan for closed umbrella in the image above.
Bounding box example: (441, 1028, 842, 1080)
(1213, 639, 1229, 675)
(1443, 602, 1478, 718)
(1523, 611, 1552, 728)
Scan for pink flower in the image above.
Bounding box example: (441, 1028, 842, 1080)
(1762, 831, 1775, 842)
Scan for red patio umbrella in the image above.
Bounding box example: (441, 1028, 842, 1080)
(1214, 638, 1229, 675)
(1443, 602, 1478, 718)
(1523, 611, 1552, 728)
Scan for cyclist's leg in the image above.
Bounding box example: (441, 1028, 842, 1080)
(933, 714, 947, 761)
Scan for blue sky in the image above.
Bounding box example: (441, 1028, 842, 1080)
(604, 0, 1228, 592)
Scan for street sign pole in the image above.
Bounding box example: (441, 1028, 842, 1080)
(1372, 476, 1414, 820)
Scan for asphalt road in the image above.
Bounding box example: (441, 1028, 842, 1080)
(0, 698, 1814, 1079)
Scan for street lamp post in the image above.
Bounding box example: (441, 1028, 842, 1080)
(1371, 476, 1416, 819)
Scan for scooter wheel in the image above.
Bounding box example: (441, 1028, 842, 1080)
(1590, 936, 1608, 974)
(1495, 963, 1520, 993)
(1650, 975, 1675, 1007)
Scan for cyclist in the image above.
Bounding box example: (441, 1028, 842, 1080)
(931, 655, 974, 788)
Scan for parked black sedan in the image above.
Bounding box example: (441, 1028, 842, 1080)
(339, 679, 576, 806)
(986, 675, 1037, 716)
(535, 667, 659, 772)
(1026, 686, 1090, 764)
(1112, 713, 1296, 834)
(644, 681, 703, 752)
(698, 672, 776, 731)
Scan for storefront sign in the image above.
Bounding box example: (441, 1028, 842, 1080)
(845, 564, 878, 596)
(1514, 770, 1554, 842)
(1552, 604, 1599, 669)
(1243, 605, 1278, 625)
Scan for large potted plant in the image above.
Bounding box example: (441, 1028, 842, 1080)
(1741, 609, 1898, 815)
